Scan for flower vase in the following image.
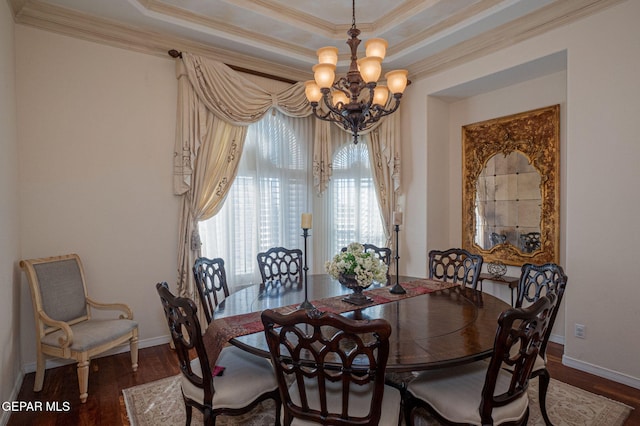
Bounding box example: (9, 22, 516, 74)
(339, 274, 373, 306)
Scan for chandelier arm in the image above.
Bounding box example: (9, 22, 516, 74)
(310, 103, 340, 123)
(370, 96, 402, 117)
(331, 80, 352, 98)
(320, 89, 350, 120)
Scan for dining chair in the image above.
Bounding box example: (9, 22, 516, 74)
(261, 308, 402, 425)
(404, 294, 557, 426)
(490, 232, 507, 246)
(514, 262, 568, 426)
(428, 247, 484, 289)
(156, 282, 281, 426)
(20, 253, 139, 403)
(519, 232, 541, 253)
(256, 246, 303, 288)
(341, 243, 392, 284)
(192, 257, 230, 325)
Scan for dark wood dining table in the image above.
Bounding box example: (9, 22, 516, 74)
(212, 274, 511, 373)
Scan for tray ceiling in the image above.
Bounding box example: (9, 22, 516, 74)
(9, 0, 622, 81)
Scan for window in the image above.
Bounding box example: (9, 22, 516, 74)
(199, 113, 385, 290)
(325, 140, 386, 258)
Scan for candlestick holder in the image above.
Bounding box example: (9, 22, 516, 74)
(299, 228, 315, 310)
(389, 224, 406, 294)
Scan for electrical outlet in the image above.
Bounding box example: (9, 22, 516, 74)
(574, 323, 586, 339)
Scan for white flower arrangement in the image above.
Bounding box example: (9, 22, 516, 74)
(325, 242, 388, 287)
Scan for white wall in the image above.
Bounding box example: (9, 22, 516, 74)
(402, 0, 640, 387)
(0, 0, 22, 418)
(15, 26, 181, 368)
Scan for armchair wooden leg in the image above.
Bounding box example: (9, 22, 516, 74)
(77, 359, 90, 403)
(130, 333, 139, 372)
(34, 348, 45, 392)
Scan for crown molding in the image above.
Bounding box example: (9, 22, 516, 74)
(11, 0, 625, 84)
(126, 0, 314, 62)
(14, 0, 313, 82)
(8, 0, 32, 17)
(388, 0, 505, 58)
(207, 0, 341, 37)
(409, 0, 625, 80)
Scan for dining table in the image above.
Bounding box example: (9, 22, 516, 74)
(208, 274, 511, 373)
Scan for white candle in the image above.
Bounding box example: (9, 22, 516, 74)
(301, 213, 312, 229)
(393, 211, 403, 225)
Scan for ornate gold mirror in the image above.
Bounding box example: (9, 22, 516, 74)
(462, 105, 560, 266)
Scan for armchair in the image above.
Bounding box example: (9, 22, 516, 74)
(20, 253, 139, 403)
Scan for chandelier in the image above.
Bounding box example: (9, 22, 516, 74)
(304, 0, 409, 144)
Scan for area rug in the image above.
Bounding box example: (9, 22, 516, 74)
(122, 375, 632, 425)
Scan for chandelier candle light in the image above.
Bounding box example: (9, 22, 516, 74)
(304, 0, 409, 144)
(299, 213, 314, 310)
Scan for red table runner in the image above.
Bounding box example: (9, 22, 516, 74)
(203, 278, 455, 371)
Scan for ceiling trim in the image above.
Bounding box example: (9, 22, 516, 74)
(14, 0, 312, 81)
(200, 0, 342, 37)
(128, 0, 315, 62)
(11, 0, 625, 84)
(388, 0, 505, 59)
(408, 0, 625, 80)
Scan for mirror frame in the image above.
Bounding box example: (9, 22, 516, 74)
(462, 104, 560, 266)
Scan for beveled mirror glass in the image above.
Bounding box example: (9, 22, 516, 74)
(462, 105, 560, 266)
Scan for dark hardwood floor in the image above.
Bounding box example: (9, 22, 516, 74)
(8, 342, 640, 425)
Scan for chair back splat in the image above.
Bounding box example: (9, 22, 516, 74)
(262, 308, 402, 425)
(257, 246, 303, 288)
(428, 248, 483, 289)
(192, 257, 230, 324)
(515, 262, 568, 357)
(514, 262, 567, 425)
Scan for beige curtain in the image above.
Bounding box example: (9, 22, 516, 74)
(312, 120, 333, 195)
(173, 53, 314, 303)
(368, 112, 402, 252)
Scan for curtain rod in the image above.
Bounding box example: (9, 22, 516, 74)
(168, 50, 298, 85)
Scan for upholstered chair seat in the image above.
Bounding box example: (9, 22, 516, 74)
(40, 318, 138, 351)
(286, 378, 401, 426)
(181, 346, 279, 409)
(406, 362, 528, 425)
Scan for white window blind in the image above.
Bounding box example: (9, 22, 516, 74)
(326, 140, 385, 258)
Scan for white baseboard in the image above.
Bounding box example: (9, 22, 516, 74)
(20, 335, 171, 374)
(562, 354, 640, 390)
(547, 333, 640, 390)
(549, 333, 565, 345)
(1, 370, 24, 426)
